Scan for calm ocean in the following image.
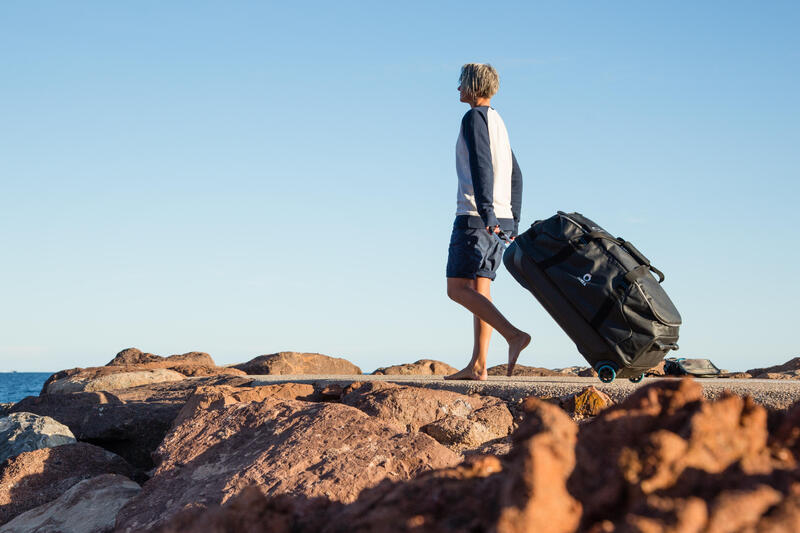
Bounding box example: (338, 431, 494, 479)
(0, 372, 52, 404)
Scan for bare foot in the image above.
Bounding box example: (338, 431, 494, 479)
(506, 331, 531, 377)
(444, 366, 488, 381)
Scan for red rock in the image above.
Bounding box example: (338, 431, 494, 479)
(372, 359, 458, 376)
(421, 398, 514, 450)
(115, 394, 459, 532)
(173, 383, 316, 426)
(570, 379, 773, 528)
(11, 377, 252, 469)
(487, 364, 565, 376)
(0, 442, 134, 526)
(39, 349, 244, 395)
(233, 351, 362, 375)
(748, 357, 800, 378)
(560, 386, 614, 418)
(341, 382, 484, 432)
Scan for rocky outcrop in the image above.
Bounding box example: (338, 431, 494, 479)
(115, 392, 459, 532)
(341, 381, 484, 432)
(173, 383, 317, 426)
(372, 360, 458, 376)
(45, 368, 186, 394)
(0, 443, 134, 526)
(569, 378, 779, 529)
(39, 348, 245, 395)
(232, 351, 362, 375)
(420, 398, 514, 451)
(13, 376, 260, 470)
(154, 397, 580, 533)
(748, 356, 800, 379)
(0, 413, 75, 463)
(488, 364, 565, 377)
(12, 381, 200, 469)
(559, 386, 614, 419)
(106, 348, 213, 367)
(153, 379, 800, 533)
(0, 474, 139, 533)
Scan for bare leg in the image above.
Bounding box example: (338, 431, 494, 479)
(445, 277, 531, 379)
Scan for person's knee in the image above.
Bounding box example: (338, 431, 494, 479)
(447, 279, 472, 302)
(447, 283, 461, 302)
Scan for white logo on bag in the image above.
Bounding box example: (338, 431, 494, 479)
(577, 273, 592, 286)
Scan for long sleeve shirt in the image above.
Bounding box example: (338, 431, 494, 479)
(455, 106, 523, 237)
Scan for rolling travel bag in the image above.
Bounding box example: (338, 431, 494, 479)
(503, 211, 681, 383)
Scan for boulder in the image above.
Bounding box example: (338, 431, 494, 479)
(0, 474, 140, 533)
(232, 351, 362, 375)
(45, 368, 186, 394)
(173, 383, 316, 426)
(0, 443, 134, 526)
(137, 379, 800, 532)
(372, 360, 458, 376)
(39, 349, 245, 395)
(421, 398, 514, 450)
(107, 348, 214, 367)
(106, 347, 163, 366)
(12, 381, 201, 469)
(569, 378, 775, 529)
(341, 382, 483, 432)
(115, 393, 459, 532)
(488, 364, 564, 377)
(748, 357, 800, 378)
(0, 413, 75, 463)
(560, 386, 614, 419)
(13, 376, 255, 470)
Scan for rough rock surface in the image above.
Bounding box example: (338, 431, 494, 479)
(173, 383, 317, 426)
(569, 378, 786, 530)
(421, 397, 514, 450)
(0, 406, 10, 419)
(0, 443, 134, 526)
(748, 356, 800, 379)
(154, 398, 580, 533)
(560, 386, 614, 419)
(0, 412, 75, 463)
(46, 368, 186, 394)
(233, 351, 362, 375)
(115, 393, 459, 532)
(488, 364, 565, 377)
(40, 348, 245, 395)
(11, 379, 217, 469)
(342, 381, 484, 432)
(107, 348, 213, 367)
(154, 379, 800, 533)
(0, 474, 140, 533)
(372, 359, 458, 376)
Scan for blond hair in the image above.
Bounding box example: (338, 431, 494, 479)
(458, 63, 499, 99)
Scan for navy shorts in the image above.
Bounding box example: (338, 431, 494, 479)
(446, 225, 505, 280)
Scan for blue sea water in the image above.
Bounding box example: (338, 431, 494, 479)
(0, 372, 52, 404)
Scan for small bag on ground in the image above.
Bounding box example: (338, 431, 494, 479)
(664, 357, 721, 377)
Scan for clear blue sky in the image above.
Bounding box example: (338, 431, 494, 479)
(1, 2, 798, 373)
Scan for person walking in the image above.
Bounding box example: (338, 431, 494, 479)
(445, 63, 531, 380)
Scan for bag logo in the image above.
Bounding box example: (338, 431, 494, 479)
(577, 273, 592, 286)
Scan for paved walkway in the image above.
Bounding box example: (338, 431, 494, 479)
(248, 374, 800, 410)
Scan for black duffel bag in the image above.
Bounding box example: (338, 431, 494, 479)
(503, 211, 681, 383)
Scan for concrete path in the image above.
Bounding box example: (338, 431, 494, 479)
(249, 374, 800, 410)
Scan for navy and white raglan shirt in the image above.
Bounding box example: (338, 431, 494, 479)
(455, 106, 522, 237)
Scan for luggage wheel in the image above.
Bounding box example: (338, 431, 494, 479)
(629, 373, 644, 383)
(596, 363, 617, 384)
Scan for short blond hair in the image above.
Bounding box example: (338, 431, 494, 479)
(459, 63, 499, 99)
